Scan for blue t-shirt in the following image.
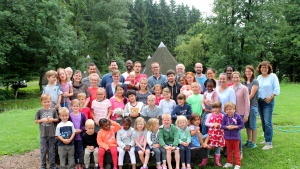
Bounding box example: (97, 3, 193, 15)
(55, 121, 76, 146)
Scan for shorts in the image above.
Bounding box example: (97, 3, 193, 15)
(245, 106, 257, 130)
(135, 145, 150, 152)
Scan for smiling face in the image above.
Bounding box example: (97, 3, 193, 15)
(226, 67, 233, 78)
(115, 86, 124, 97)
(109, 62, 118, 71)
(139, 79, 148, 90)
(73, 72, 82, 83)
(167, 74, 175, 83)
(136, 122, 145, 131)
(163, 92, 171, 100)
(194, 63, 203, 74)
(134, 62, 142, 73)
(125, 60, 133, 70)
(191, 117, 201, 126)
(59, 112, 69, 122)
(122, 121, 131, 130)
(88, 65, 97, 75)
(154, 87, 162, 95)
(112, 73, 120, 83)
(96, 89, 105, 100)
(47, 75, 57, 84)
(128, 94, 137, 103)
(225, 106, 235, 117)
(85, 124, 95, 135)
(232, 73, 241, 85)
(178, 120, 187, 129)
(185, 74, 194, 85)
(191, 83, 199, 94)
(206, 69, 216, 80)
(260, 65, 269, 75)
(162, 116, 172, 128)
(71, 102, 80, 113)
(41, 98, 51, 110)
(212, 106, 221, 115)
(206, 82, 214, 92)
(102, 122, 111, 131)
(244, 68, 253, 79)
(58, 70, 67, 81)
(219, 74, 227, 87)
(151, 63, 160, 74)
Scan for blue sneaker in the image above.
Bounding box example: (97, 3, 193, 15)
(243, 140, 250, 147)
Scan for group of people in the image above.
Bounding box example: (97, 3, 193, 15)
(35, 60, 280, 169)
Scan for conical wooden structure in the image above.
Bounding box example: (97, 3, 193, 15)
(142, 42, 178, 77)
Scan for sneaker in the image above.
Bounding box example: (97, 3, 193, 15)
(240, 152, 243, 160)
(260, 141, 266, 144)
(243, 140, 250, 147)
(234, 165, 241, 169)
(140, 166, 148, 169)
(262, 145, 273, 150)
(247, 142, 257, 149)
(223, 163, 233, 168)
(208, 154, 214, 158)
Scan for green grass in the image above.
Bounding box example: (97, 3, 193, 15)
(0, 83, 299, 169)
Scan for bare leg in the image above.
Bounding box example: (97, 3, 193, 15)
(144, 150, 150, 166)
(166, 150, 172, 169)
(132, 164, 136, 169)
(138, 151, 145, 164)
(246, 128, 252, 142)
(174, 149, 180, 169)
(252, 129, 257, 144)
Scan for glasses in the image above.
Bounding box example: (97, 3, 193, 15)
(97, 93, 104, 95)
(152, 67, 159, 69)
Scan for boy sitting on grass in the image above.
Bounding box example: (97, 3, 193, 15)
(35, 94, 59, 169)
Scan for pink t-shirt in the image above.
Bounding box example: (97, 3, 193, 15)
(91, 99, 111, 121)
(60, 82, 72, 103)
(110, 96, 127, 120)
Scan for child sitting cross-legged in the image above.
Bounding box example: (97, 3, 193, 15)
(158, 114, 180, 169)
(117, 117, 136, 169)
(97, 118, 121, 169)
(82, 119, 99, 169)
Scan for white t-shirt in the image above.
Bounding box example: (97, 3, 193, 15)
(92, 99, 111, 121)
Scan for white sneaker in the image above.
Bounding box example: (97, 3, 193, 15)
(240, 152, 243, 160)
(223, 163, 233, 168)
(234, 165, 241, 169)
(260, 141, 266, 144)
(262, 145, 273, 150)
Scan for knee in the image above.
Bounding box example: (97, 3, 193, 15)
(145, 149, 150, 155)
(138, 151, 144, 156)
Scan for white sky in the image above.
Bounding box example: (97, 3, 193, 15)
(174, 0, 214, 17)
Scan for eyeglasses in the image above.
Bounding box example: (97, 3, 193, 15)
(152, 67, 159, 69)
(97, 93, 104, 95)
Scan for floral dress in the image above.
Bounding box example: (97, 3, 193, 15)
(207, 113, 225, 148)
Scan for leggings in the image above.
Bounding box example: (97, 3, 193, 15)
(98, 146, 118, 167)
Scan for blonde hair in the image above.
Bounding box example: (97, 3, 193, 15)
(129, 71, 135, 77)
(231, 71, 241, 78)
(138, 77, 148, 91)
(85, 119, 95, 127)
(162, 88, 171, 94)
(45, 70, 57, 78)
(70, 99, 80, 106)
(175, 116, 188, 126)
(77, 93, 86, 99)
(147, 94, 155, 100)
(153, 84, 162, 91)
(97, 88, 106, 99)
(162, 113, 171, 120)
(224, 102, 236, 110)
(89, 73, 100, 82)
(59, 107, 69, 115)
(191, 82, 200, 87)
(112, 70, 120, 76)
(40, 94, 51, 102)
(134, 117, 146, 131)
(147, 118, 159, 132)
(57, 68, 70, 83)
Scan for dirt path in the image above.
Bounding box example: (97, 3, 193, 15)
(0, 149, 40, 169)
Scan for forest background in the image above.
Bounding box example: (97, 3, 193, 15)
(1, 0, 299, 99)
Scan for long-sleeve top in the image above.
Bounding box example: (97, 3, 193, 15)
(231, 84, 250, 119)
(97, 120, 121, 150)
(101, 73, 125, 88)
(177, 126, 191, 144)
(216, 86, 236, 112)
(221, 113, 244, 140)
(82, 131, 98, 148)
(202, 90, 219, 112)
(148, 74, 168, 93)
(158, 124, 179, 148)
(71, 82, 91, 100)
(147, 130, 159, 148)
(162, 82, 182, 103)
(110, 96, 127, 120)
(257, 73, 280, 99)
(106, 83, 127, 99)
(117, 127, 135, 149)
(171, 103, 192, 120)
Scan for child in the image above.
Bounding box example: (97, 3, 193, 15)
(35, 94, 59, 169)
(92, 88, 112, 129)
(124, 90, 144, 119)
(88, 73, 100, 108)
(82, 119, 99, 169)
(97, 118, 121, 169)
(136, 78, 152, 105)
(187, 82, 203, 116)
(159, 88, 176, 114)
(55, 107, 76, 169)
(43, 70, 62, 110)
(57, 68, 73, 109)
(188, 114, 209, 167)
(178, 76, 186, 86)
(176, 116, 191, 169)
(117, 117, 136, 169)
(205, 101, 225, 167)
(70, 99, 87, 168)
(158, 114, 180, 169)
(171, 94, 192, 120)
(141, 95, 162, 118)
(110, 84, 128, 121)
(202, 79, 218, 136)
(133, 117, 150, 169)
(221, 102, 244, 169)
(124, 71, 137, 90)
(153, 84, 163, 105)
(146, 118, 167, 169)
(78, 93, 93, 119)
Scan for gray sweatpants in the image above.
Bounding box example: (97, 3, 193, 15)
(58, 145, 75, 169)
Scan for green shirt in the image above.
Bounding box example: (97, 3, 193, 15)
(187, 94, 203, 116)
(158, 124, 179, 148)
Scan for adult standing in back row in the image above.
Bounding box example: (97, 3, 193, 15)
(256, 61, 280, 150)
(101, 60, 125, 88)
(148, 62, 167, 93)
(195, 63, 207, 93)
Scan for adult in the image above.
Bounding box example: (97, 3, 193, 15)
(101, 60, 125, 88)
(82, 62, 101, 87)
(122, 60, 133, 79)
(194, 63, 207, 93)
(176, 63, 185, 82)
(243, 65, 259, 149)
(125, 61, 148, 90)
(231, 71, 250, 157)
(65, 67, 73, 83)
(216, 73, 236, 112)
(180, 72, 200, 98)
(162, 69, 182, 102)
(106, 70, 127, 99)
(206, 68, 218, 85)
(71, 70, 91, 107)
(224, 65, 235, 87)
(256, 61, 280, 150)
(148, 62, 167, 93)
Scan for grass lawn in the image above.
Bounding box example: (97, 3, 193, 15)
(0, 83, 299, 169)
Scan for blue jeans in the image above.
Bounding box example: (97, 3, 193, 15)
(258, 99, 274, 145)
(201, 112, 209, 135)
(60, 102, 70, 110)
(245, 106, 258, 130)
(74, 140, 83, 164)
(179, 144, 191, 164)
